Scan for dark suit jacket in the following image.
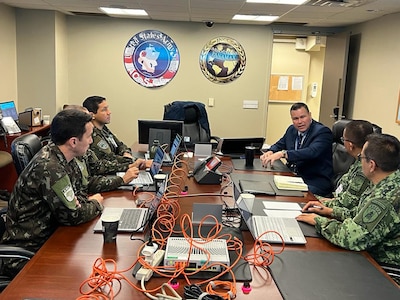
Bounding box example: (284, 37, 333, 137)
(270, 120, 333, 196)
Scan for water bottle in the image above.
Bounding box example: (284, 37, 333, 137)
(149, 139, 160, 159)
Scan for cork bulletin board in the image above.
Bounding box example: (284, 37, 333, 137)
(269, 74, 304, 102)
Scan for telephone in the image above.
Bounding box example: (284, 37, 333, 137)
(193, 156, 213, 175)
(0, 115, 21, 134)
(193, 155, 223, 184)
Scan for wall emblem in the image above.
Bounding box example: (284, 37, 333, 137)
(124, 30, 180, 88)
(199, 36, 246, 84)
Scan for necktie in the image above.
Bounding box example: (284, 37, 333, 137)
(297, 133, 305, 150)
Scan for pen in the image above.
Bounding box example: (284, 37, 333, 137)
(311, 205, 323, 209)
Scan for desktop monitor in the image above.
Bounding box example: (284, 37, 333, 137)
(0, 100, 19, 122)
(138, 119, 184, 150)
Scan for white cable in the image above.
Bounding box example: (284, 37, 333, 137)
(141, 278, 182, 300)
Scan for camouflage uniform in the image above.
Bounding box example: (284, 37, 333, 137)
(315, 169, 400, 282)
(325, 160, 373, 220)
(75, 149, 125, 194)
(0, 142, 103, 277)
(90, 125, 133, 165)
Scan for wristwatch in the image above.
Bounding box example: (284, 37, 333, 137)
(281, 150, 288, 159)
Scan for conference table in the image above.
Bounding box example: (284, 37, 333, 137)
(0, 157, 394, 299)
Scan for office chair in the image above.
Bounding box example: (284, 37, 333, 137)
(163, 101, 219, 148)
(0, 215, 35, 292)
(11, 134, 43, 176)
(331, 119, 382, 187)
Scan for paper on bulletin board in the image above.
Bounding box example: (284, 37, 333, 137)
(292, 76, 303, 90)
(269, 74, 304, 102)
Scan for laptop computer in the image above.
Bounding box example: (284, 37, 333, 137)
(93, 180, 166, 233)
(216, 137, 265, 158)
(118, 146, 165, 187)
(163, 134, 182, 165)
(233, 182, 306, 245)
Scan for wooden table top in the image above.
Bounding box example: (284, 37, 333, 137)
(0, 157, 391, 299)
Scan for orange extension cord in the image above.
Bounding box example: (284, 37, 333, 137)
(77, 154, 284, 300)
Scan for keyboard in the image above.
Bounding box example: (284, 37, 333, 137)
(119, 209, 145, 230)
(130, 172, 153, 185)
(252, 216, 306, 244)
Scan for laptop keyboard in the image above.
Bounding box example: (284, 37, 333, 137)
(131, 172, 153, 185)
(119, 209, 144, 230)
(253, 216, 306, 244)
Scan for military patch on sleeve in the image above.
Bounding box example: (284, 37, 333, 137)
(97, 139, 111, 150)
(356, 199, 389, 232)
(52, 175, 77, 210)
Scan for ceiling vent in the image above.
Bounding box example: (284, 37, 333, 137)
(306, 0, 370, 7)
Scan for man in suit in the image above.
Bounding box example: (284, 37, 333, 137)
(260, 102, 333, 196)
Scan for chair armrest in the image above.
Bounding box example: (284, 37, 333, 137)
(0, 245, 35, 260)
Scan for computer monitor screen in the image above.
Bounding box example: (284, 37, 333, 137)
(0, 101, 19, 121)
(138, 119, 184, 147)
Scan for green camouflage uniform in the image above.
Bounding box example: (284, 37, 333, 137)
(325, 160, 373, 220)
(315, 170, 400, 278)
(90, 125, 133, 165)
(75, 149, 125, 194)
(1, 142, 103, 277)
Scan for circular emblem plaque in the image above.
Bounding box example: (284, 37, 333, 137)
(199, 36, 246, 84)
(123, 30, 180, 88)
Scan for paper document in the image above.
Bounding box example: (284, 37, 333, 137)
(264, 209, 302, 218)
(263, 201, 302, 211)
(273, 175, 308, 191)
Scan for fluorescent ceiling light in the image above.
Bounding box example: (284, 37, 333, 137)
(233, 14, 279, 22)
(99, 7, 148, 16)
(246, 0, 308, 4)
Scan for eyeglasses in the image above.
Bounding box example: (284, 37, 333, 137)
(357, 153, 370, 162)
(340, 137, 352, 143)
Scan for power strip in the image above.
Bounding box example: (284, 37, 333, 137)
(135, 249, 165, 281)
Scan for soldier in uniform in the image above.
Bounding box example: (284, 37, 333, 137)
(82, 95, 152, 170)
(317, 120, 374, 219)
(1, 110, 104, 278)
(64, 105, 142, 193)
(298, 133, 400, 285)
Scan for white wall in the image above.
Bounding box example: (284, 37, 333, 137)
(65, 17, 273, 144)
(0, 4, 17, 105)
(350, 13, 400, 136)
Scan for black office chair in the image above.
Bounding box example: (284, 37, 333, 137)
(11, 133, 43, 176)
(163, 101, 219, 149)
(331, 119, 382, 187)
(0, 215, 35, 292)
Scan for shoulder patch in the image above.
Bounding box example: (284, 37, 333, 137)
(97, 139, 110, 150)
(52, 175, 77, 210)
(357, 199, 388, 232)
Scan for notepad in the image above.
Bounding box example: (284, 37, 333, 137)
(262, 201, 302, 218)
(273, 175, 308, 191)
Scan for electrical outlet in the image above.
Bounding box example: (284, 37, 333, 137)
(208, 97, 214, 107)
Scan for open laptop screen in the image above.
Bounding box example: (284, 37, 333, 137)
(0, 101, 19, 122)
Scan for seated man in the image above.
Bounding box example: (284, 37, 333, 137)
(83, 96, 152, 169)
(64, 105, 142, 193)
(1, 110, 104, 278)
(297, 133, 400, 285)
(260, 102, 333, 196)
(321, 120, 374, 218)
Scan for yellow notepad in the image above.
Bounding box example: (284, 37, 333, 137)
(273, 175, 308, 191)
